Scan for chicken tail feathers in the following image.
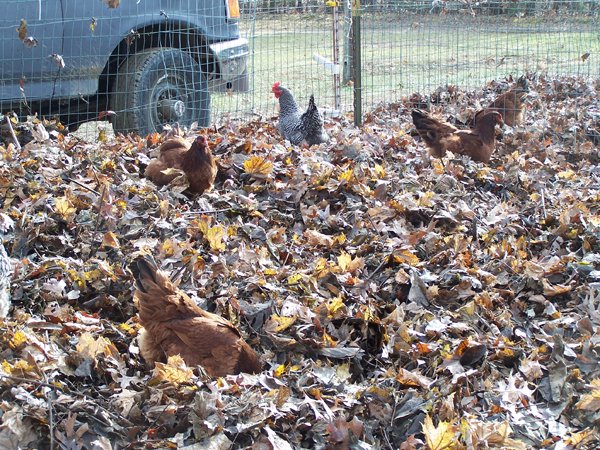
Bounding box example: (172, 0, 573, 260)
(516, 75, 529, 92)
(411, 109, 428, 121)
(130, 254, 165, 294)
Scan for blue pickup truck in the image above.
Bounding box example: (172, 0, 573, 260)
(0, 0, 248, 135)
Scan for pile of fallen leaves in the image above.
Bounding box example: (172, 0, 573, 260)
(0, 75, 599, 449)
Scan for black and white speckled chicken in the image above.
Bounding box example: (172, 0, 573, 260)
(0, 213, 14, 318)
(272, 82, 329, 146)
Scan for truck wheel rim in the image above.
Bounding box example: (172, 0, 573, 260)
(150, 74, 190, 129)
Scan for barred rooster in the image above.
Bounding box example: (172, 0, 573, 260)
(0, 213, 14, 318)
(272, 82, 329, 146)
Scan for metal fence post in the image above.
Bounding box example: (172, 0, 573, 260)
(342, 0, 353, 84)
(352, 0, 361, 126)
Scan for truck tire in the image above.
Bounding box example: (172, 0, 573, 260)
(110, 48, 210, 135)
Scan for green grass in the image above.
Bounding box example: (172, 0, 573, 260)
(211, 12, 599, 120)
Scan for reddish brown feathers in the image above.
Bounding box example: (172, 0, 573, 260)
(475, 75, 529, 127)
(144, 135, 217, 195)
(412, 109, 503, 164)
(130, 255, 261, 377)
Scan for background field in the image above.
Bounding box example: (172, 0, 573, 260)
(211, 11, 599, 120)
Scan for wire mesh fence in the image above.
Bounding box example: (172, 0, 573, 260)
(225, 0, 598, 120)
(0, 0, 598, 140)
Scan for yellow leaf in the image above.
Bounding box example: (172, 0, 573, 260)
(9, 330, 28, 349)
(273, 364, 286, 378)
(374, 164, 386, 178)
(336, 251, 364, 274)
(322, 331, 337, 346)
(100, 159, 116, 172)
(417, 191, 435, 207)
(244, 156, 273, 177)
(287, 273, 303, 284)
(159, 199, 170, 217)
(263, 268, 277, 276)
(76, 332, 118, 359)
(337, 252, 352, 272)
(334, 233, 346, 245)
(115, 199, 127, 211)
(423, 415, 457, 450)
(269, 314, 297, 332)
(55, 196, 76, 221)
(1, 359, 36, 377)
(101, 231, 120, 249)
(575, 380, 600, 411)
(393, 249, 420, 266)
(194, 216, 211, 236)
(565, 428, 594, 445)
(338, 168, 354, 182)
(432, 159, 445, 174)
(205, 226, 226, 252)
(557, 169, 575, 180)
(151, 355, 194, 385)
(118, 323, 136, 335)
(327, 296, 345, 316)
(161, 238, 176, 256)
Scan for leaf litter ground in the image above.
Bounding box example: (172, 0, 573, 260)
(0, 75, 599, 449)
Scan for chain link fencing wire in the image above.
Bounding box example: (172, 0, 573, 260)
(230, 0, 598, 115)
(0, 0, 242, 139)
(0, 0, 598, 141)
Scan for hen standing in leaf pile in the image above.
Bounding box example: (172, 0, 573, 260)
(130, 255, 262, 377)
(411, 109, 504, 164)
(272, 81, 329, 146)
(144, 134, 217, 195)
(474, 75, 529, 127)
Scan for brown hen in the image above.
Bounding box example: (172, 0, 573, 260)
(412, 109, 503, 164)
(475, 75, 529, 127)
(130, 255, 262, 377)
(144, 135, 217, 195)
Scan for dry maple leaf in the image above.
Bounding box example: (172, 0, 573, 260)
(16, 19, 27, 41)
(244, 156, 273, 177)
(101, 231, 120, 249)
(150, 355, 194, 385)
(422, 415, 457, 450)
(205, 225, 226, 252)
(575, 379, 600, 412)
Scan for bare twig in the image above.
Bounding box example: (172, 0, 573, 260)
(94, 183, 107, 230)
(0, 374, 63, 390)
(541, 187, 547, 219)
(182, 208, 232, 215)
(64, 177, 101, 196)
(367, 254, 390, 281)
(4, 115, 22, 151)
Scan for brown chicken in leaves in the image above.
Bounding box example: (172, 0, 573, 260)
(475, 75, 529, 127)
(412, 109, 503, 164)
(130, 255, 262, 377)
(144, 135, 217, 195)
